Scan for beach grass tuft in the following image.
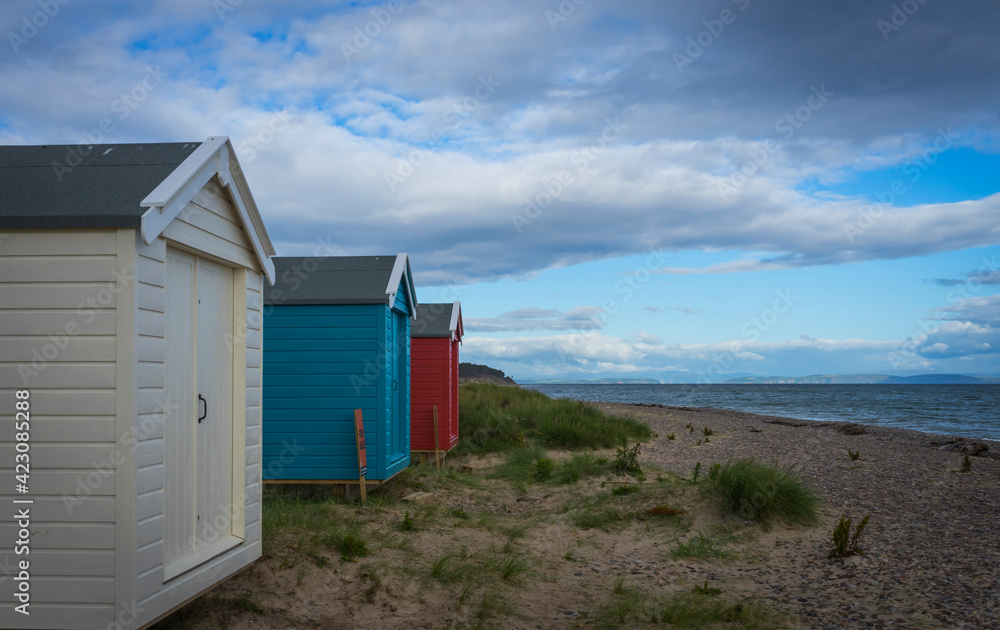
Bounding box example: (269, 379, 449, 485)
(669, 532, 737, 562)
(595, 578, 785, 630)
(830, 513, 870, 558)
(704, 458, 820, 529)
(459, 384, 652, 453)
(554, 453, 611, 484)
(261, 486, 372, 565)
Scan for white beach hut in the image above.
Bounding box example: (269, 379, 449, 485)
(0, 137, 275, 629)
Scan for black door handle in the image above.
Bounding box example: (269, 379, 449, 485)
(198, 394, 207, 423)
(392, 379, 397, 392)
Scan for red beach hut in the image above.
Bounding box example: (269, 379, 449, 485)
(410, 302, 463, 462)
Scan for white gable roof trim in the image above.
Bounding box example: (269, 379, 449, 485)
(385, 253, 418, 319)
(450, 301, 463, 343)
(140, 136, 277, 283)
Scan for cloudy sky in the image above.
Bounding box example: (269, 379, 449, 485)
(3, 0, 999, 382)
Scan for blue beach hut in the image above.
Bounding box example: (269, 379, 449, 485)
(262, 254, 417, 483)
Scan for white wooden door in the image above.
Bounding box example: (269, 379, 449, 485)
(164, 250, 197, 567)
(163, 248, 236, 575)
(195, 258, 234, 548)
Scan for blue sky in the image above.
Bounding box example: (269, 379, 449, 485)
(2, 0, 999, 382)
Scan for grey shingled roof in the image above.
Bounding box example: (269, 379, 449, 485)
(265, 256, 403, 305)
(0, 142, 201, 228)
(412, 303, 457, 337)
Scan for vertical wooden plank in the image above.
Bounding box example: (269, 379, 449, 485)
(354, 409, 367, 502)
(116, 228, 138, 625)
(433, 405, 441, 469)
(231, 268, 247, 538)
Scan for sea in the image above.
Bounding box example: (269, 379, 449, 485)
(523, 384, 1000, 441)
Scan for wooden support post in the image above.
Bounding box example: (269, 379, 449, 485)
(433, 405, 441, 469)
(354, 409, 368, 502)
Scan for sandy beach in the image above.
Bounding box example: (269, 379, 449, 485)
(160, 403, 1000, 630)
(606, 402, 1000, 629)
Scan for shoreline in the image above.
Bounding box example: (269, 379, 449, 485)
(597, 401, 1000, 629)
(525, 382, 1000, 441)
(618, 401, 1000, 457)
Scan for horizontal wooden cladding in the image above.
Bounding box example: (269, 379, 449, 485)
(0, 416, 115, 442)
(264, 355, 381, 372)
(0, 468, 115, 495)
(266, 374, 380, 387)
(262, 442, 359, 457)
(0, 255, 119, 283)
(0, 390, 115, 415)
(411, 375, 450, 386)
(162, 188, 258, 270)
(264, 338, 376, 352)
(137, 255, 165, 289)
(0, 575, 114, 603)
(0, 309, 116, 335)
(0, 336, 115, 362)
(0, 495, 114, 522)
(0, 522, 114, 549)
(0, 443, 118, 469)
(265, 465, 364, 480)
(412, 360, 450, 371)
(0, 282, 123, 309)
(262, 408, 376, 422)
(1, 230, 118, 255)
(0, 548, 114, 577)
(265, 327, 377, 342)
(265, 387, 377, 400)
(0, 604, 114, 630)
(138, 282, 165, 313)
(0, 363, 115, 389)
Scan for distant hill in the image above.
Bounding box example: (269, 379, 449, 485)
(882, 374, 1000, 384)
(459, 362, 517, 385)
(525, 378, 663, 384)
(725, 373, 1000, 385)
